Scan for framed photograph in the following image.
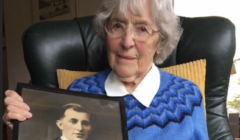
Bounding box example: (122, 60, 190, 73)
(13, 83, 128, 140)
(31, 0, 80, 23)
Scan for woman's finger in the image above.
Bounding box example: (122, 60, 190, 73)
(4, 96, 30, 111)
(5, 90, 23, 102)
(6, 105, 32, 119)
(5, 111, 29, 121)
(2, 110, 29, 130)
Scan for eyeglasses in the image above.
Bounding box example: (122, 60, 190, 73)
(104, 21, 160, 41)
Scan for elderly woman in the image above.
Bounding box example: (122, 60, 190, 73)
(3, 0, 208, 139)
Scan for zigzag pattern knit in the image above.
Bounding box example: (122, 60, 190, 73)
(68, 68, 209, 140)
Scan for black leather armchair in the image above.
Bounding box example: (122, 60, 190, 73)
(22, 15, 236, 140)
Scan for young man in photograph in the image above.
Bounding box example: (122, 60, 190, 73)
(53, 103, 92, 140)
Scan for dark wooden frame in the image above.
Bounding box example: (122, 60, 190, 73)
(13, 83, 128, 140)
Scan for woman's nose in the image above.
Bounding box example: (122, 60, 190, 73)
(121, 28, 134, 49)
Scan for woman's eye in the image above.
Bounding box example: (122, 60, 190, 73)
(112, 23, 122, 29)
(139, 26, 147, 32)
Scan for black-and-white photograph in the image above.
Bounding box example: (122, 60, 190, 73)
(13, 83, 128, 140)
(39, 0, 70, 20)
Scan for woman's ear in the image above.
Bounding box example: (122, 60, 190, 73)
(156, 50, 161, 55)
(56, 120, 63, 130)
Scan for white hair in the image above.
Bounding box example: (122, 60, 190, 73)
(94, 0, 183, 64)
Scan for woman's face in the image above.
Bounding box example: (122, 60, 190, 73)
(106, 2, 159, 83)
(57, 108, 92, 140)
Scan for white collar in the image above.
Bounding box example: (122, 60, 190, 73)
(105, 64, 160, 107)
(60, 135, 69, 140)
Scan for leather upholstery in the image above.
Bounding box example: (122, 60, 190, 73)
(22, 16, 235, 140)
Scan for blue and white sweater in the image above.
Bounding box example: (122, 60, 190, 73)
(68, 68, 209, 140)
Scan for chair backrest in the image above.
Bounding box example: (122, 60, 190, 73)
(22, 15, 236, 140)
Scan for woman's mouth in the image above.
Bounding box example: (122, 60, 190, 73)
(117, 54, 136, 60)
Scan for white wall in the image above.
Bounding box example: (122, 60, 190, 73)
(174, 0, 240, 60)
(3, 0, 103, 89)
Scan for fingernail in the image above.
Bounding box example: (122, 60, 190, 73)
(5, 90, 11, 95)
(25, 105, 30, 110)
(20, 116, 26, 121)
(17, 97, 23, 102)
(27, 112, 32, 118)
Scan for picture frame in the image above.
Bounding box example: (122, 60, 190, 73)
(31, 0, 80, 24)
(13, 83, 128, 140)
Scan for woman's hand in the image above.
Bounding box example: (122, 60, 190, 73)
(2, 90, 32, 129)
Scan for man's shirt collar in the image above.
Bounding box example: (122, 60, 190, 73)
(105, 64, 160, 107)
(61, 135, 69, 140)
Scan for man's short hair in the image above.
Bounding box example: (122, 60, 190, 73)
(58, 103, 91, 120)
